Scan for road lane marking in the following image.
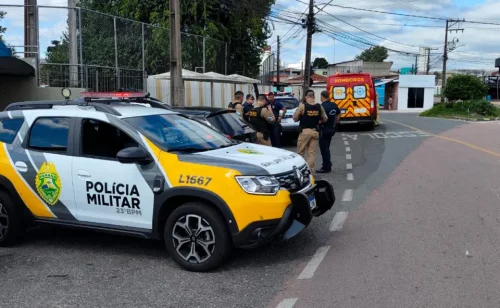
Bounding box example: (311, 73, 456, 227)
(346, 147, 351, 152)
(342, 137, 347, 141)
(344, 141, 349, 145)
(346, 163, 352, 170)
(384, 119, 500, 158)
(330, 211, 348, 231)
(297, 246, 331, 279)
(342, 189, 353, 201)
(346, 154, 352, 160)
(347, 173, 353, 181)
(276, 298, 298, 308)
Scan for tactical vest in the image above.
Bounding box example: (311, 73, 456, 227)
(248, 107, 269, 133)
(300, 103, 322, 129)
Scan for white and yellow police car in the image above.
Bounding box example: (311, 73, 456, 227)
(0, 91, 335, 272)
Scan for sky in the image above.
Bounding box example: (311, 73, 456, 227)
(1, 0, 499, 72)
(268, 0, 500, 71)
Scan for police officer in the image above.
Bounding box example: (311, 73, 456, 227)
(317, 90, 341, 174)
(293, 90, 328, 174)
(267, 92, 286, 147)
(228, 91, 245, 118)
(242, 94, 255, 122)
(248, 94, 275, 146)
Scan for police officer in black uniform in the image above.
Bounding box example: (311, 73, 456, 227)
(248, 94, 275, 146)
(317, 90, 341, 173)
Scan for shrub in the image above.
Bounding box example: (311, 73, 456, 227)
(443, 74, 488, 101)
(420, 100, 500, 118)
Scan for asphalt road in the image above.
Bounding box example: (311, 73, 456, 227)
(2, 113, 499, 308)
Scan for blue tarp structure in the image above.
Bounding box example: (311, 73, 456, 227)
(0, 40, 13, 57)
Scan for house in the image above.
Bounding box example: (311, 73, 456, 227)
(327, 60, 394, 77)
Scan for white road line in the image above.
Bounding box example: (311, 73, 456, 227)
(346, 163, 352, 170)
(342, 137, 347, 141)
(330, 211, 349, 232)
(346, 154, 352, 160)
(344, 141, 349, 145)
(276, 298, 298, 308)
(347, 173, 354, 181)
(345, 147, 351, 152)
(342, 189, 353, 201)
(297, 246, 331, 279)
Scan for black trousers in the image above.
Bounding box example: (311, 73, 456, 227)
(319, 130, 335, 170)
(270, 122, 282, 147)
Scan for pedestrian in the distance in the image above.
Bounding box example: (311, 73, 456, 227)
(248, 94, 275, 146)
(293, 90, 328, 174)
(267, 92, 286, 147)
(388, 95, 393, 111)
(317, 90, 340, 174)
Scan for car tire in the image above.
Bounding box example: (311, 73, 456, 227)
(164, 202, 232, 272)
(0, 191, 24, 247)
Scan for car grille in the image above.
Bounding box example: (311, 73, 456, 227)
(275, 164, 311, 192)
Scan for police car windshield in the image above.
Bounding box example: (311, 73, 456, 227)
(123, 114, 234, 153)
(275, 98, 299, 109)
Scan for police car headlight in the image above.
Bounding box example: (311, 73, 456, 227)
(235, 176, 280, 195)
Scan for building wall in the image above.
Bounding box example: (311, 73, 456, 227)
(0, 76, 85, 110)
(327, 61, 392, 77)
(397, 75, 435, 111)
(397, 87, 434, 111)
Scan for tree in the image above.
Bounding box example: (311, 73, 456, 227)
(312, 57, 328, 69)
(0, 10, 6, 41)
(443, 74, 488, 102)
(355, 46, 388, 62)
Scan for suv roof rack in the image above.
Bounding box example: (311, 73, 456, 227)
(5, 100, 122, 116)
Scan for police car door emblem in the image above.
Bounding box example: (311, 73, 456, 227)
(35, 162, 62, 206)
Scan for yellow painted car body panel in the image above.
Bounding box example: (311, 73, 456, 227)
(0, 143, 55, 218)
(144, 139, 291, 231)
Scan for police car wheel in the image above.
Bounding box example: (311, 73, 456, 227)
(0, 191, 23, 247)
(164, 203, 232, 272)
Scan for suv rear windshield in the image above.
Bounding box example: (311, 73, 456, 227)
(276, 98, 299, 109)
(123, 114, 234, 152)
(207, 112, 252, 136)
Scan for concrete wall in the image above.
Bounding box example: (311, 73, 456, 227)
(327, 61, 392, 77)
(0, 76, 85, 110)
(397, 75, 435, 112)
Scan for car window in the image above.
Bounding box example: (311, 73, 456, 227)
(332, 86, 346, 100)
(123, 114, 233, 152)
(28, 117, 70, 153)
(353, 85, 367, 99)
(276, 98, 299, 110)
(207, 112, 251, 136)
(81, 119, 139, 160)
(0, 118, 24, 144)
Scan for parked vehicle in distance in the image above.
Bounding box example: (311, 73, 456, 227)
(327, 73, 377, 130)
(169, 106, 257, 143)
(274, 95, 301, 139)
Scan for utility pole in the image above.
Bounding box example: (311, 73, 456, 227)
(170, 0, 184, 106)
(68, 0, 78, 87)
(415, 55, 418, 75)
(303, 0, 314, 95)
(276, 36, 280, 85)
(424, 47, 439, 74)
(441, 19, 464, 103)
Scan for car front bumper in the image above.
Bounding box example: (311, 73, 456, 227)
(231, 180, 336, 248)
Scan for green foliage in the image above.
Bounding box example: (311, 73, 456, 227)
(443, 74, 488, 102)
(420, 100, 500, 119)
(312, 57, 328, 69)
(0, 10, 6, 41)
(354, 46, 388, 62)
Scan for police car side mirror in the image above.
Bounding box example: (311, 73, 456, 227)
(116, 147, 153, 166)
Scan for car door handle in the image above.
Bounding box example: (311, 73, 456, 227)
(77, 170, 91, 178)
(14, 161, 28, 173)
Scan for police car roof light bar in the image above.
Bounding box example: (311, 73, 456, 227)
(81, 92, 148, 99)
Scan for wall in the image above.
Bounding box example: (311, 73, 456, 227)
(0, 76, 85, 110)
(327, 61, 392, 77)
(147, 78, 271, 107)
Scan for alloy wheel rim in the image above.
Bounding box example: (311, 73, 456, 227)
(172, 214, 216, 264)
(0, 202, 9, 241)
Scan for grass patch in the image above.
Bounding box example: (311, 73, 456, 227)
(420, 100, 500, 120)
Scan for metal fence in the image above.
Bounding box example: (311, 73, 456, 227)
(0, 4, 228, 91)
(260, 53, 275, 85)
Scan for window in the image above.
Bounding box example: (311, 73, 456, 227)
(0, 118, 24, 144)
(276, 98, 299, 110)
(28, 117, 70, 153)
(332, 87, 346, 100)
(353, 85, 367, 99)
(124, 114, 233, 152)
(81, 119, 138, 160)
